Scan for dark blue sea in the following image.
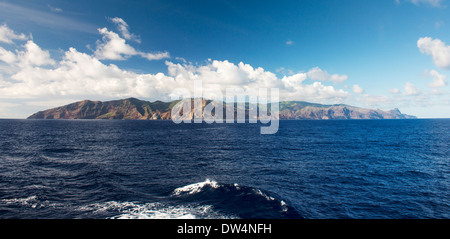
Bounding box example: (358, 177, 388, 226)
(0, 119, 449, 219)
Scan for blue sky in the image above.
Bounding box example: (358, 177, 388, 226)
(0, 0, 449, 118)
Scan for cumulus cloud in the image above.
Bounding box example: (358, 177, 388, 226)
(94, 18, 169, 61)
(165, 61, 350, 101)
(94, 27, 169, 61)
(0, 46, 17, 64)
(94, 27, 138, 60)
(109, 17, 139, 42)
(352, 84, 364, 94)
(2, 47, 163, 98)
(0, 40, 55, 67)
(417, 37, 450, 70)
(0, 24, 28, 44)
(17, 40, 55, 66)
(404, 82, 421, 96)
(306, 67, 348, 83)
(0, 42, 351, 103)
(424, 69, 447, 88)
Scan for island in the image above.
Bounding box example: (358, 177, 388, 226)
(27, 98, 416, 120)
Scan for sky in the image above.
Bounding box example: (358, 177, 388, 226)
(0, 0, 450, 118)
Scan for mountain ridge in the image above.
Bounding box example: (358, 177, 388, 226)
(27, 98, 417, 120)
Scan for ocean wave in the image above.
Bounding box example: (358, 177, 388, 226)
(169, 179, 304, 219)
(74, 180, 304, 219)
(0, 181, 303, 219)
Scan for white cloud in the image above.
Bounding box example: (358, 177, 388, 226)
(165, 61, 350, 101)
(396, 0, 445, 7)
(140, 51, 171, 61)
(424, 69, 447, 88)
(175, 57, 187, 63)
(276, 67, 294, 76)
(1, 40, 55, 67)
(0, 46, 17, 64)
(286, 40, 294, 46)
(404, 82, 421, 96)
(0, 26, 53, 68)
(352, 84, 364, 94)
(167, 60, 284, 91)
(4, 47, 147, 98)
(94, 25, 169, 61)
(417, 37, 450, 70)
(306, 67, 348, 83)
(17, 41, 55, 66)
(47, 4, 62, 13)
(0, 24, 28, 44)
(281, 73, 307, 89)
(94, 27, 138, 60)
(109, 17, 139, 43)
(0, 39, 351, 105)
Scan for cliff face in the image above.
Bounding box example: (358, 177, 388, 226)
(27, 98, 174, 120)
(27, 98, 416, 120)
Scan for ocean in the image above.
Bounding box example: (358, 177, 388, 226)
(0, 119, 448, 219)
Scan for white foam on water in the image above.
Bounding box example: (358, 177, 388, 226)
(253, 189, 276, 201)
(0, 195, 61, 209)
(1, 196, 39, 207)
(252, 189, 290, 213)
(24, 185, 52, 190)
(171, 179, 219, 196)
(79, 201, 237, 219)
(280, 200, 288, 212)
